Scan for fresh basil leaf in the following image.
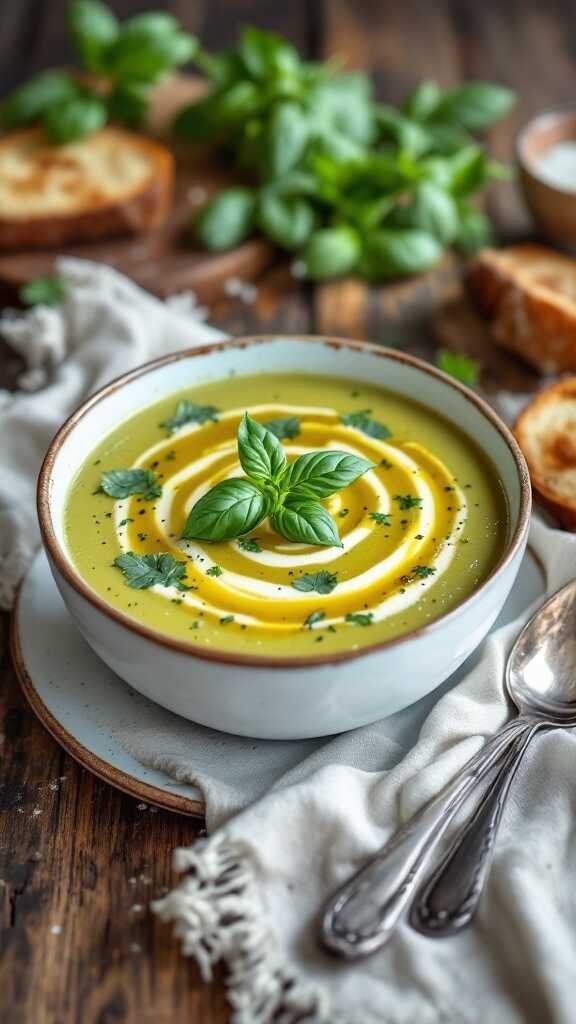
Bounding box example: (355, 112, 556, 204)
(238, 413, 287, 482)
(263, 101, 309, 180)
(304, 609, 325, 629)
(361, 228, 442, 279)
(303, 226, 361, 281)
(215, 81, 262, 124)
(239, 27, 299, 81)
(43, 94, 107, 145)
(455, 203, 493, 253)
(446, 146, 490, 196)
(160, 401, 219, 436)
(114, 551, 189, 590)
(67, 0, 118, 72)
(402, 80, 441, 121)
(0, 72, 79, 130)
(292, 570, 337, 594)
(106, 27, 197, 82)
(19, 274, 65, 307)
(195, 188, 256, 250)
(340, 409, 391, 440)
(376, 106, 431, 158)
(98, 468, 161, 501)
(263, 416, 301, 440)
(258, 192, 316, 250)
(423, 122, 473, 155)
(435, 82, 515, 133)
(238, 536, 262, 552)
(107, 81, 148, 127)
(312, 72, 376, 147)
(409, 181, 459, 245)
(436, 349, 479, 387)
(345, 611, 373, 626)
(173, 95, 227, 142)
(285, 450, 374, 498)
(182, 479, 269, 542)
(122, 12, 180, 37)
(273, 497, 341, 547)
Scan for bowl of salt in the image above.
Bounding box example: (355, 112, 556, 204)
(517, 107, 576, 245)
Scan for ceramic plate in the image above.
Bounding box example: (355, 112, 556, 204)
(12, 548, 545, 817)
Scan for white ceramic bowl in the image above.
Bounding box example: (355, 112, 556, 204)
(38, 336, 531, 740)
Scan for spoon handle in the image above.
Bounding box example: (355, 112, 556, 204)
(410, 722, 541, 936)
(321, 717, 528, 959)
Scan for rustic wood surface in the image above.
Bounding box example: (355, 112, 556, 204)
(0, 1, 571, 1020)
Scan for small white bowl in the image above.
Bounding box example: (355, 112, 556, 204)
(38, 337, 531, 740)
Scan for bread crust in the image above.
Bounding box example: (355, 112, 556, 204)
(0, 127, 174, 249)
(514, 376, 576, 530)
(469, 244, 576, 374)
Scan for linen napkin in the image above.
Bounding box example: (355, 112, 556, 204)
(3, 260, 576, 1024)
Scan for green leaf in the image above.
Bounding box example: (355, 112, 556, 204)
(43, 94, 107, 144)
(455, 203, 494, 253)
(361, 228, 442, 279)
(412, 565, 436, 578)
(107, 81, 148, 127)
(263, 101, 309, 179)
(345, 611, 373, 626)
(436, 349, 479, 387)
(435, 82, 515, 133)
(195, 188, 256, 251)
(114, 551, 189, 590)
(105, 26, 197, 82)
(258, 192, 316, 250)
(304, 609, 325, 629)
(340, 409, 391, 440)
(160, 401, 219, 436)
(238, 536, 262, 552)
(292, 570, 338, 594)
(220, 615, 235, 625)
(445, 146, 490, 196)
(376, 106, 431, 158)
(303, 226, 361, 281)
(239, 27, 299, 81)
(122, 12, 181, 36)
(369, 512, 392, 526)
(182, 479, 269, 542)
(207, 565, 223, 577)
(409, 181, 459, 245)
(173, 95, 227, 142)
(67, 0, 118, 72)
(98, 468, 161, 501)
(274, 496, 341, 547)
(393, 493, 423, 510)
(402, 80, 442, 121)
(238, 413, 286, 481)
(311, 72, 376, 146)
(19, 274, 65, 307)
(262, 416, 301, 440)
(285, 450, 374, 498)
(0, 72, 79, 130)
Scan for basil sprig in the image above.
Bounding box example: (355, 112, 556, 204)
(182, 413, 373, 546)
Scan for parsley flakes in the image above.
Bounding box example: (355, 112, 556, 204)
(113, 552, 189, 591)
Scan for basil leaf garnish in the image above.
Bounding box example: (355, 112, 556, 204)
(98, 468, 161, 501)
(160, 401, 219, 436)
(114, 551, 189, 590)
(273, 496, 342, 547)
(345, 611, 374, 626)
(340, 409, 391, 440)
(237, 413, 287, 481)
(263, 415, 301, 440)
(284, 450, 374, 498)
(292, 570, 337, 594)
(182, 478, 269, 542)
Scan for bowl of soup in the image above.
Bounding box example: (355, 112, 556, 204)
(37, 336, 531, 739)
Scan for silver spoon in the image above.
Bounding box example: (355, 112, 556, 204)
(321, 579, 576, 959)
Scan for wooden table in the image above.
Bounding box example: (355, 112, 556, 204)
(0, 1, 568, 1020)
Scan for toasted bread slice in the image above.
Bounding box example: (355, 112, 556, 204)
(0, 126, 174, 249)
(514, 376, 576, 529)
(469, 244, 576, 374)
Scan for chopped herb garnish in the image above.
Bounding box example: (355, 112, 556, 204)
(118, 518, 134, 527)
(393, 493, 422, 511)
(220, 615, 234, 625)
(190, 620, 202, 629)
(369, 512, 392, 526)
(345, 612, 373, 626)
(436, 349, 479, 388)
(338, 508, 349, 518)
(263, 415, 301, 440)
(206, 565, 223, 577)
(165, 450, 177, 461)
(160, 401, 220, 436)
(381, 458, 393, 469)
(20, 273, 65, 307)
(400, 565, 437, 584)
(304, 609, 325, 629)
(292, 571, 337, 595)
(97, 468, 161, 501)
(238, 537, 262, 552)
(113, 551, 189, 590)
(137, 532, 147, 542)
(340, 409, 391, 440)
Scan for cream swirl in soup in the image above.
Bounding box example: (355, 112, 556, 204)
(65, 373, 508, 657)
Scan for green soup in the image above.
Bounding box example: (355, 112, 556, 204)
(64, 372, 509, 657)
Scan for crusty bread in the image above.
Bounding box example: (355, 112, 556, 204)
(514, 376, 576, 529)
(0, 126, 174, 249)
(469, 244, 576, 374)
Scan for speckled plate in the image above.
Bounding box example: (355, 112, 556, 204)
(12, 547, 545, 817)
